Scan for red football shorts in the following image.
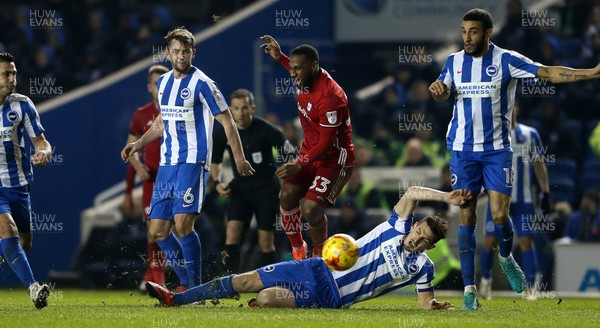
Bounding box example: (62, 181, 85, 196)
(285, 160, 353, 205)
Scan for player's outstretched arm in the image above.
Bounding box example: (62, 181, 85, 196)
(417, 291, 454, 310)
(215, 109, 255, 177)
(31, 134, 52, 167)
(394, 186, 472, 218)
(537, 63, 600, 84)
(259, 35, 282, 60)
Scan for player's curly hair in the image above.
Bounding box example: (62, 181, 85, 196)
(291, 44, 319, 64)
(463, 8, 493, 31)
(165, 27, 195, 49)
(423, 215, 449, 244)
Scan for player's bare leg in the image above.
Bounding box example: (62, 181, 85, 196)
(280, 182, 308, 260)
(302, 199, 327, 258)
(257, 229, 277, 267)
(148, 219, 174, 241)
(254, 287, 296, 308)
(458, 194, 479, 311)
(19, 231, 32, 251)
(222, 220, 244, 273)
(489, 190, 525, 293)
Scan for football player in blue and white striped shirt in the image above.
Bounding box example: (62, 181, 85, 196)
(429, 8, 600, 310)
(121, 27, 254, 290)
(145, 186, 472, 310)
(0, 52, 53, 309)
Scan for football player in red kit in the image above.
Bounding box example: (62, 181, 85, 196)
(260, 35, 355, 260)
(123, 65, 169, 289)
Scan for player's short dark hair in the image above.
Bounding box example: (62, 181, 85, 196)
(422, 215, 449, 244)
(0, 52, 15, 64)
(463, 8, 493, 30)
(230, 88, 254, 105)
(291, 44, 319, 64)
(148, 65, 169, 81)
(165, 26, 195, 49)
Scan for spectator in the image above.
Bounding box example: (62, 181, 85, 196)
(337, 169, 388, 210)
(420, 165, 453, 218)
(371, 121, 403, 165)
(406, 79, 432, 113)
(354, 139, 386, 167)
(563, 189, 600, 241)
(329, 198, 372, 240)
(582, 3, 600, 66)
(413, 122, 447, 168)
(396, 137, 432, 167)
(536, 101, 581, 161)
(495, 0, 543, 58)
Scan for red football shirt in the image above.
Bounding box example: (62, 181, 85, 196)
(125, 102, 160, 194)
(278, 55, 355, 166)
(130, 102, 161, 170)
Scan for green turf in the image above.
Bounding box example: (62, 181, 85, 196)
(0, 289, 599, 328)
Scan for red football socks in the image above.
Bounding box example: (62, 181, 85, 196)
(280, 205, 305, 248)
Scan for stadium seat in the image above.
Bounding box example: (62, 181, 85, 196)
(547, 158, 577, 181)
(578, 172, 600, 194)
(549, 177, 576, 204)
(583, 159, 600, 175)
(564, 119, 582, 139)
(586, 120, 599, 137)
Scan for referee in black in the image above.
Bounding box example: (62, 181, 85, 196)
(211, 89, 288, 273)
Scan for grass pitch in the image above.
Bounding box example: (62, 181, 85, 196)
(0, 289, 599, 328)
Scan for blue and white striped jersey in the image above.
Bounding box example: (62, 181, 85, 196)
(157, 66, 228, 166)
(438, 42, 540, 152)
(0, 93, 45, 188)
(511, 123, 543, 205)
(331, 212, 435, 308)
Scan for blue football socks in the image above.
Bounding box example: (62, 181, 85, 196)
(458, 225, 476, 287)
(173, 275, 236, 305)
(480, 247, 494, 280)
(521, 249, 537, 287)
(180, 231, 202, 287)
(495, 218, 514, 258)
(1, 237, 35, 287)
(157, 232, 189, 287)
